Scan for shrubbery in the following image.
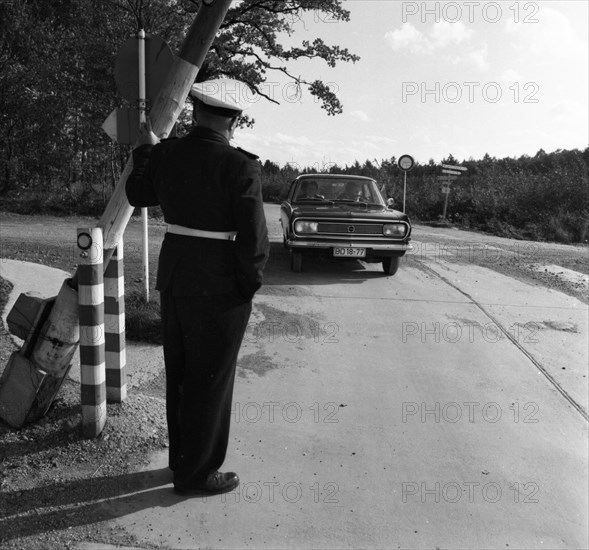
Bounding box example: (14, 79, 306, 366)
(1, 147, 587, 244)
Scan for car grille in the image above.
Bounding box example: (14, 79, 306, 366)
(317, 222, 384, 236)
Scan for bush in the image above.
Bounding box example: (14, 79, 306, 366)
(545, 210, 589, 244)
(1, 192, 107, 217)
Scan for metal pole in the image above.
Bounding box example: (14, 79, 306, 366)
(138, 29, 147, 125)
(138, 29, 149, 302)
(442, 188, 449, 220)
(403, 172, 407, 213)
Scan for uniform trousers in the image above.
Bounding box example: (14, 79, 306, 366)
(160, 289, 252, 483)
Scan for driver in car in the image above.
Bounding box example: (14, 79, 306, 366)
(297, 180, 322, 200)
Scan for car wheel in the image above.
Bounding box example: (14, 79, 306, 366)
(382, 256, 400, 276)
(291, 251, 302, 273)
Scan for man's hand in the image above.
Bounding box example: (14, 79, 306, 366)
(135, 119, 159, 147)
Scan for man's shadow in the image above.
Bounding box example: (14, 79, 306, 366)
(0, 466, 199, 542)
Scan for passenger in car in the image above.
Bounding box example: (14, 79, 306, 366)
(338, 181, 364, 201)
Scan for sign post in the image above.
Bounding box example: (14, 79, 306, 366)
(137, 29, 150, 302)
(104, 31, 176, 301)
(398, 154, 415, 213)
(439, 164, 468, 220)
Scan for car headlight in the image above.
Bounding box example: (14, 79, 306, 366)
(383, 224, 406, 237)
(294, 221, 319, 234)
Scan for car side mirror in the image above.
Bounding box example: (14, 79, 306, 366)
(387, 198, 395, 209)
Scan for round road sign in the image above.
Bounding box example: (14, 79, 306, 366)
(398, 154, 415, 171)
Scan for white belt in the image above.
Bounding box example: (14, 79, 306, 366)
(167, 224, 237, 241)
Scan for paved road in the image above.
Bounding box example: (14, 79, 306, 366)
(95, 204, 587, 550)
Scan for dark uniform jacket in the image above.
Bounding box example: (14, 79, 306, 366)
(126, 126, 269, 301)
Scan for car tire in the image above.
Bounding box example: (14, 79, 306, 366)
(382, 256, 400, 276)
(291, 251, 302, 273)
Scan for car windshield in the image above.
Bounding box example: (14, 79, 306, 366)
(293, 178, 385, 205)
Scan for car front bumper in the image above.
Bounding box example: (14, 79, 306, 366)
(286, 239, 413, 252)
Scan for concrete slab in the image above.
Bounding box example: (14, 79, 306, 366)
(420, 257, 589, 415)
(0, 258, 71, 346)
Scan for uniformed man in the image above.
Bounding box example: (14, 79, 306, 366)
(126, 78, 269, 496)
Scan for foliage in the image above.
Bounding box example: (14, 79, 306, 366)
(205, 0, 359, 117)
(0, 0, 358, 206)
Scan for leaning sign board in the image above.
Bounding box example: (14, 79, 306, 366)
(441, 164, 468, 171)
(102, 107, 140, 145)
(104, 35, 175, 145)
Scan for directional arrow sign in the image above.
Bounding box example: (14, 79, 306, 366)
(441, 164, 468, 171)
(442, 169, 463, 176)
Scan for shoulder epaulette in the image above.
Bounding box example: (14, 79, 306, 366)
(236, 147, 259, 160)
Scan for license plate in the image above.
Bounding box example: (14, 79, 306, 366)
(333, 247, 366, 258)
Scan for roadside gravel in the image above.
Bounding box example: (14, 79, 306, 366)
(0, 278, 168, 549)
(408, 223, 588, 304)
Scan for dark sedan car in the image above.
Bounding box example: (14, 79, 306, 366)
(280, 174, 413, 275)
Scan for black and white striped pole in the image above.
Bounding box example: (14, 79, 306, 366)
(104, 239, 127, 403)
(77, 227, 107, 438)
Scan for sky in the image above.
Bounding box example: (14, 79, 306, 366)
(231, 0, 589, 169)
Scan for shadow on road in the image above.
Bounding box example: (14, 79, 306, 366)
(263, 242, 388, 289)
(0, 466, 184, 542)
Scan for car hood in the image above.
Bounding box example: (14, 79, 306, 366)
(291, 203, 410, 222)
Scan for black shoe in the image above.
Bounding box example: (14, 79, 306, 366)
(174, 471, 240, 496)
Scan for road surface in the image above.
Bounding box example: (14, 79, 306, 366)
(93, 204, 588, 550)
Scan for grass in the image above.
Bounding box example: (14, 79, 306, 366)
(0, 276, 12, 312)
(124, 289, 162, 345)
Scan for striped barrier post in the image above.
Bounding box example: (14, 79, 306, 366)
(77, 227, 106, 438)
(104, 240, 127, 403)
